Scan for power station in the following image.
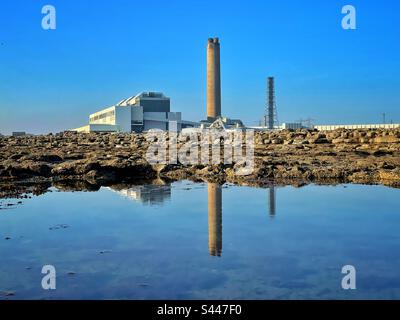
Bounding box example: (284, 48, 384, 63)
(69, 37, 399, 134)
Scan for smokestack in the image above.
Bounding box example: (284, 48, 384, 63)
(207, 37, 221, 120)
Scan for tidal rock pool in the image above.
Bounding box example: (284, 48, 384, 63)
(0, 181, 399, 299)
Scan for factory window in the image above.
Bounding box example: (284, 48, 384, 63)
(97, 110, 114, 119)
(90, 110, 115, 123)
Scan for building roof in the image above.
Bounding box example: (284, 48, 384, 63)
(116, 92, 168, 107)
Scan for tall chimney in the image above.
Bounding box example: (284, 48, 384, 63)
(207, 37, 221, 120)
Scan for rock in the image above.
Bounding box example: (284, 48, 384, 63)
(379, 169, 400, 181)
(271, 138, 283, 144)
(49, 224, 69, 230)
(1, 129, 399, 189)
(372, 150, 393, 156)
(332, 138, 345, 144)
(374, 136, 400, 144)
(6, 162, 51, 178)
(34, 154, 63, 162)
(85, 169, 117, 184)
(309, 134, 330, 144)
(137, 283, 149, 287)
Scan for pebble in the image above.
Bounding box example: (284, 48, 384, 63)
(49, 224, 69, 230)
(0, 291, 15, 297)
(137, 283, 149, 287)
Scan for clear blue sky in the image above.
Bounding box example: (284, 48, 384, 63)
(1, 0, 399, 134)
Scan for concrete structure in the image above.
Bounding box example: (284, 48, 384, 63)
(72, 124, 120, 133)
(12, 132, 26, 137)
(280, 122, 304, 130)
(208, 183, 222, 257)
(72, 92, 183, 133)
(200, 38, 245, 131)
(207, 38, 221, 120)
(314, 123, 400, 131)
(200, 117, 244, 130)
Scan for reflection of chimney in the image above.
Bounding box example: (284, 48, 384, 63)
(207, 37, 221, 120)
(268, 186, 276, 217)
(208, 183, 222, 256)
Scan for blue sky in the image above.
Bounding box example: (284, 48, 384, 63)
(0, 0, 399, 134)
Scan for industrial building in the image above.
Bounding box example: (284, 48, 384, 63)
(314, 123, 400, 131)
(71, 38, 254, 134)
(201, 38, 244, 129)
(72, 92, 184, 133)
(279, 122, 305, 130)
(12, 131, 27, 137)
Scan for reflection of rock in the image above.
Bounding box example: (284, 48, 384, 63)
(0, 181, 51, 199)
(107, 182, 171, 206)
(53, 180, 101, 192)
(208, 183, 222, 257)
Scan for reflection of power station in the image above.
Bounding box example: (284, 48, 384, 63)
(108, 184, 171, 206)
(207, 183, 222, 257)
(267, 186, 276, 217)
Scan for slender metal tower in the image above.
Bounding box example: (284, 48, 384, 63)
(264, 77, 278, 129)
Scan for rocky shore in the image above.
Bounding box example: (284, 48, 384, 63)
(1, 128, 400, 197)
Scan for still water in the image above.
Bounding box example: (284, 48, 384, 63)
(0, 181, 399, 300)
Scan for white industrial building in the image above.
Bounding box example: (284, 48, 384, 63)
(72, 92, 186, 133)
(314, 123, 400, 131)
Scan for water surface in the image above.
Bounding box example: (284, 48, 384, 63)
(0, 181, 399, 299)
